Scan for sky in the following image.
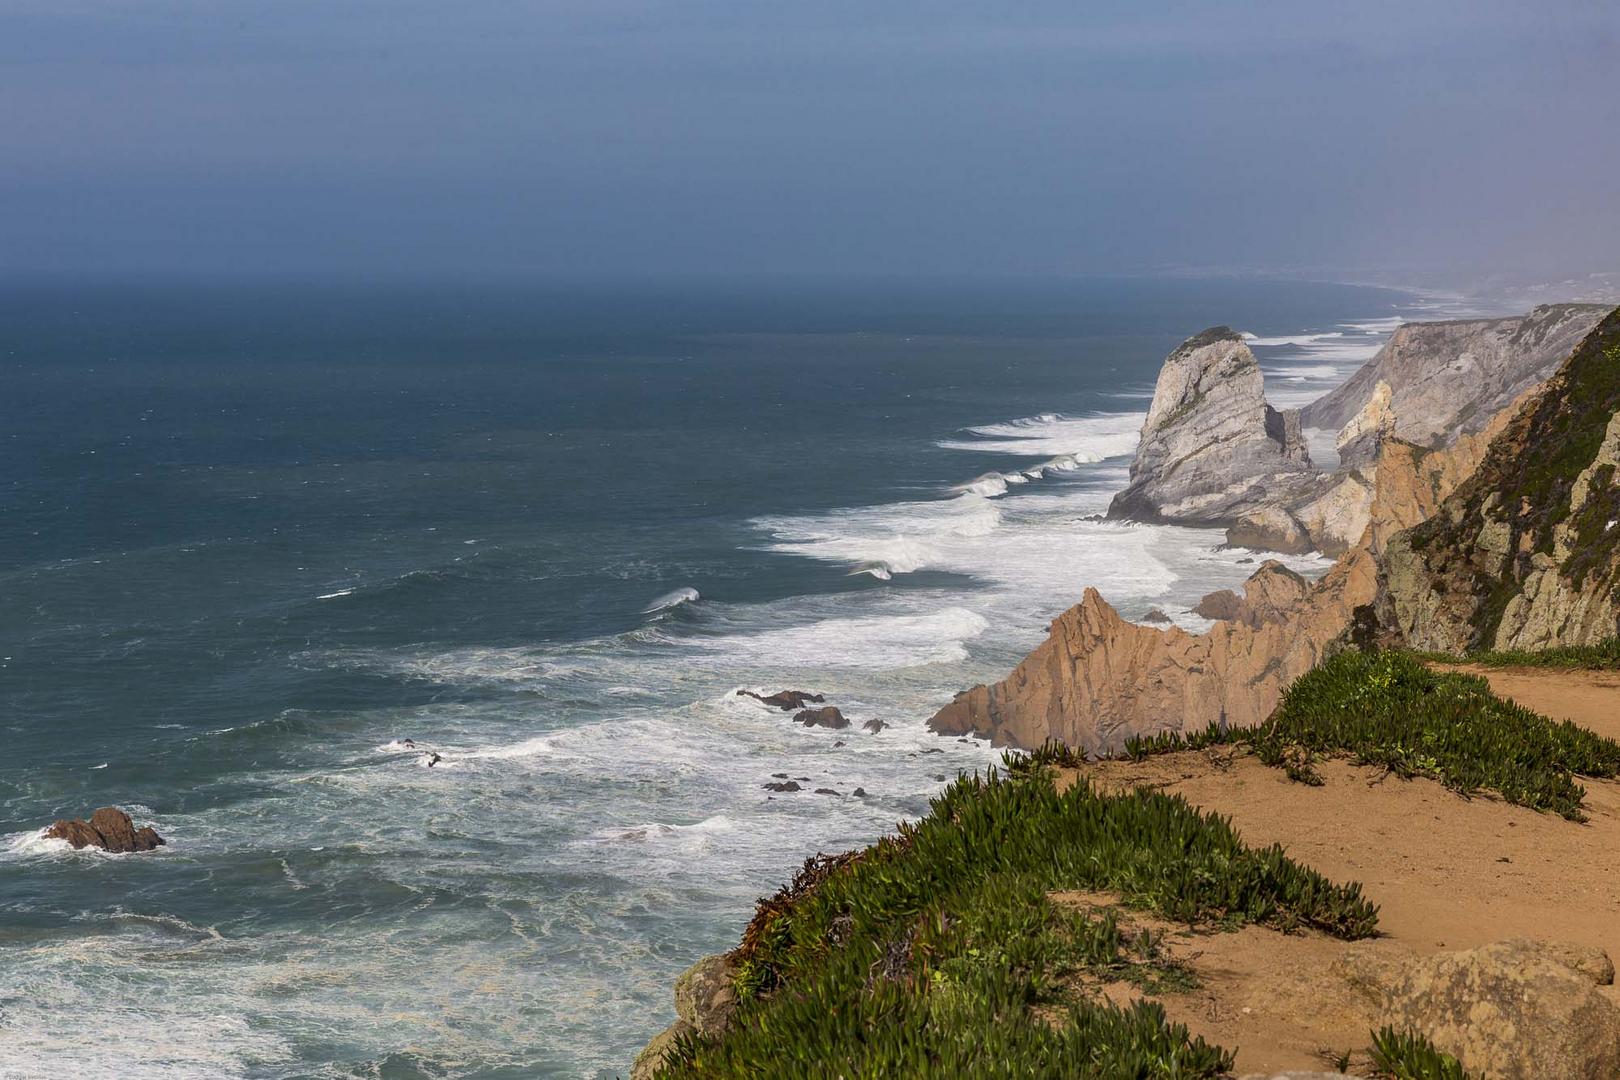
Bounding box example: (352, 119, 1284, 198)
(1, 0, 1617, 283)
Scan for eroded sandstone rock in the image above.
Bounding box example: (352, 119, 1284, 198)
(1192, 589, 1243, 621)
(1384, 309, 1620, 652)
(1378, 940, 1620, 1080)
(630, 1019, 691, 1080)
(674, 954, 738, 1038)
(928, 551, 1378, 752)
(631, 954, 740, 1078)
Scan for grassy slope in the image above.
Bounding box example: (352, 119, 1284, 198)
(658, 769, 1377, 1078)
(657, 647, 1612, 1075)
(1125, 650, 1620, 821)
(1419, 638, 1620, 670)
(1399, 308, 1620, 646)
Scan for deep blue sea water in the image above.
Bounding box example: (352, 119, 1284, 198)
(0, 275, 1429, 1077)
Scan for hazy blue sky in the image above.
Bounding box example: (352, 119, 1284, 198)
(2, 1, 1616, 281)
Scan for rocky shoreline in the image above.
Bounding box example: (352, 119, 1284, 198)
(635, 301, 1620, 1078)
(929, 303, 1620, 751)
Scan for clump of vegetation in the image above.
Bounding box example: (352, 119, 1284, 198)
(1397, 314, 1620, 646)
(1369, 1025, 1470, 1079)
(1422, 637, 1620, 671)
(658, 767, 1377, 1078)
(1123, 650, 1620, 821)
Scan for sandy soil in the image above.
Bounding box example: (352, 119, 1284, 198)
(1048, 667, 1620, 1075)
(1432, 662, 1620, 740)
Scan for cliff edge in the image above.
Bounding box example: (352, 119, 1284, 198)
(1302, 303, 1610, 446)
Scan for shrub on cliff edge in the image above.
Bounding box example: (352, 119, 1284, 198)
(1124, 648, 1620, 821)
(655, 766, 1376, 1078)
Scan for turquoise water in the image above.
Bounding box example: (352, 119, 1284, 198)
(0, 276, 1418, 1077)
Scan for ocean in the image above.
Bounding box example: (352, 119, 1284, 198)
(0, 275, 1436, 1078)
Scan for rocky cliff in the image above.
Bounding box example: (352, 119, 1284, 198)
(932, 306, 1620, 750)
(1106, 327, 1314, 525)
(1224, 304, 1607, 558)
(1383, 307, 1620, 652)
(928, 552, 1378, 751)
(928, 332, 1578, 749)
(1302, 303, 1610, 446)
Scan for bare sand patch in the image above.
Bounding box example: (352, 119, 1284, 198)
(1051, 739, 1620, 1075)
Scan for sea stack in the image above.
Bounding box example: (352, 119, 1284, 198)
(1107, 327, 1314, 525)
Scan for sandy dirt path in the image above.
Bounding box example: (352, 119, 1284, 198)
(1058, 722, 1620, 1074)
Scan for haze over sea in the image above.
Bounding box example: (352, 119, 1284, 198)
(1, 275, 1463, 1077)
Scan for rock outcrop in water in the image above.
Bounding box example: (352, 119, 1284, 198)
(737, 689, 824, 710)
(793, 706, 849, 730)
(44, 807, 165, 852)
(1107, 327, 1314, 525)
(1382, 307, 1620, 651)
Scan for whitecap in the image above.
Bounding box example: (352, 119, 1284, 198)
(955, 472, 1010, 497)
(2, 828, 73, 860)
(938, 411, 1142, 459)
(643, 586, 700, 614)
(461, 735, 558, 761)
(688, 606, 991, 670)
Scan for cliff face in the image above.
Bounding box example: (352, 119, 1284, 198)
(1302, 304, 1610, 446)
(1225, 305, 1606, 559)
(1384, 308, 1620, 652)
(931, 305, 1620, 751)
(1106, 327, 1314, 525)
(928, 554, 1377, 752)
(928, 331, 1581, 750)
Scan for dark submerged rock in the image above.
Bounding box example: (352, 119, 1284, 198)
(737, 689, 825, 711)
(794, 706, 849, 730)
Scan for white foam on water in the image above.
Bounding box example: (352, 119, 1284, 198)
(1242, 330, 1345, 347)
(1344, 316, 1407, 334)
(692, 606, 991, 670)
(587, 814, 737, 850)
(461, 734, 560, 760)
(2, 300, 1428, 1079)
(643, 586, 700, 613)
(938, 411, 1143, 460)
(353, 647, 595, 686)
(2, 828, 73, 860)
